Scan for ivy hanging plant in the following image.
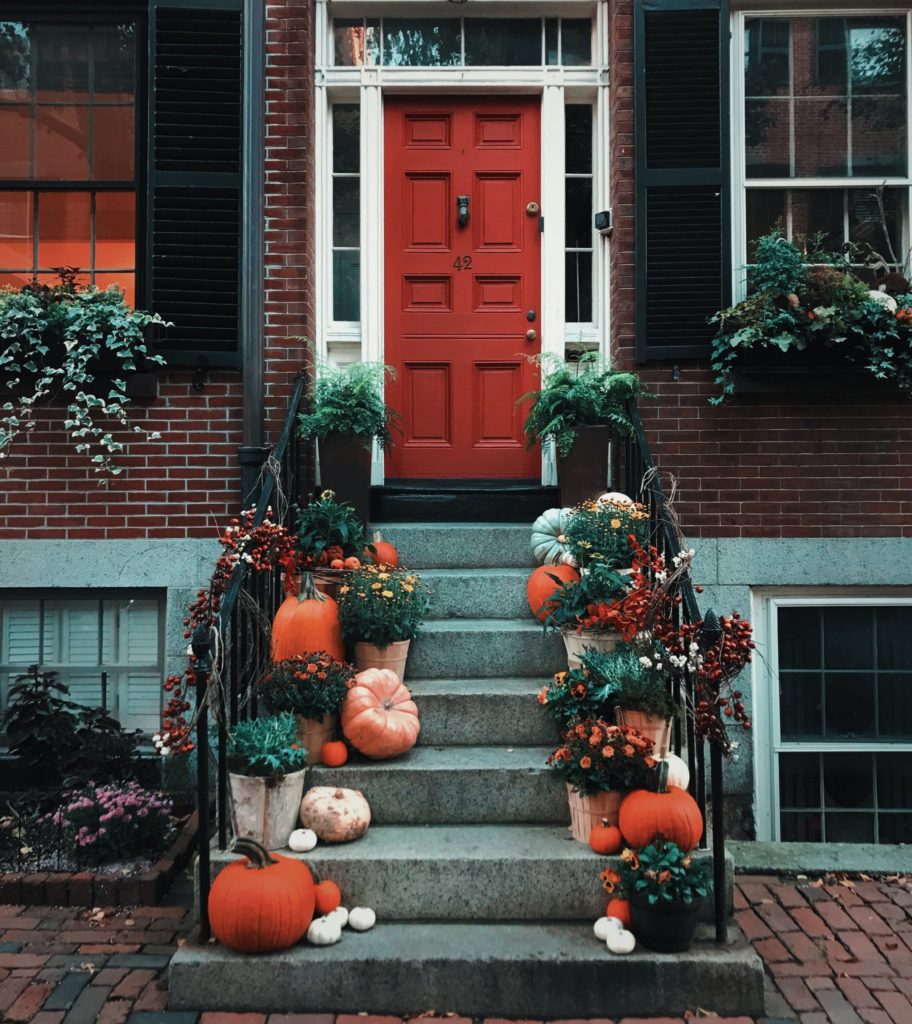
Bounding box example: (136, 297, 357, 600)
(0, 272, 171, 476)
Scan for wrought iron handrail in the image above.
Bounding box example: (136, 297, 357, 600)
(622, 397, 728, 943)
(192, 372, 309, 940)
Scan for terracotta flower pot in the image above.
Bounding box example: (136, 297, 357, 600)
(630, 891, 703, 952)
(557, 424, 611, 507)
(354, 639, 410, 680)
(294, 713, 338, 765)
(616, 708, 673, 757)
(228, 767, 307, 850)
(562, 628, 623, 669)
(566, 783, 623, 842)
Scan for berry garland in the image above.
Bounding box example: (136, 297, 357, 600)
(156, 509, 297, 756)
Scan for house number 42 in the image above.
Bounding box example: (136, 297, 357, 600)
(452, 255, 473, 271)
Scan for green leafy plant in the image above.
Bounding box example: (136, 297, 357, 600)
(537, 664, 615, 725)
(521, 353, 645, 456)
(541, 563, 629, 631)
(0, 275, 170, 475)
(1, 666, 141, 787)
(548, 718, 657, 795)
(564, 497, 651, 569)
(337, 564, 430, 647)
(579, 648, 678, 720)
(294, 490, 368, 563)
(225, 714, 308, 778)
(297, 360, 398, 448)
(258, 652, 355, 721)
(604, 840, 711, 906)
(710, 230, 912, 403)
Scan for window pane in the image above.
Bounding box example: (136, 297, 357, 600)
(0, 271, 31, 289)
(565, 178, 592, 248)
(851, 20, 906, 95)
(34, 24, 89, 102)
(745, 98, 790, 177)
(793, 98, 847, 177)
(333, 105, 360, 174)
(0, 192, 33, 268)
(0, 106, 33, 177)
(335, 19, 365, 67)
(878, 674, 912, 739)
(746, 190, 786, 262)
(92, 105, 134, 179)
(94, 272, 134, 307)
(852, 97, 906, 176)
(333, 178, 360, 247)
(465, 19, 541, 66)
(779, 752, 820, 809)
(878, 752, 912, 810)
(95, 192, 135, 269)
(745, 18, 790, 96)
(825, 671, 875, 739)
(780, 671, 822, 738)
(876, 607, 912, 669)
(566, 105, 592, 174)
(383, 20, 460, 67)
(36, 105, 90, 178)
(780, 812, 822, 841)
(92, 23, 135, 101)
(790, 189, 844, 250)
(824, 752, 874, 808)
(826, 812, 875, 843)
(333, 250, 360, 321)
(824, 607, 873, 669)
(561, 20, 592, 67)
(565, 250, 592, 322)
(545, 19, 558, 65)
(0, 21, 31, 100)
(849, 188, 904, 256)
(37, 191, 90, 270)
(777, 606, 820, 669)
(879, 814, 912, 844)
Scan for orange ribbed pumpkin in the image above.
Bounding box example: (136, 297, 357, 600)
(606, 897, 631, 928)
(271, 572, 344, 662)
(342, 668, 420, 759)
(209, 838, 315, 953)
(365, 533, 399, 568)
(589, 819, 623, 856)
(618, 762, 703, 852)
(527, 563, 580, 622)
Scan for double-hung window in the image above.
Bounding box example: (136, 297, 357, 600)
(737, 14, 910, 282)
(0, 18, 138, 304)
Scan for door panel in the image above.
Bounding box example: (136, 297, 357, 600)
(385, 96, 541, 479)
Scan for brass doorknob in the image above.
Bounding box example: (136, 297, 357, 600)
(526, 329, 537, 341)
(526, 201, 540, 216)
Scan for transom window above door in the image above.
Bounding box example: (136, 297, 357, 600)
(333, 17, 592, 67)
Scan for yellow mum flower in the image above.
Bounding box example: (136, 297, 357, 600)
(371, 582, 382, 590)
(611, 518, 622, 528)
(340, 585, 350, 593)
(382, 590, 394, 598)
(402, 584, 414, 592)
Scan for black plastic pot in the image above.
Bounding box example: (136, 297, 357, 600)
(319, 433, 373, 525)
(630, 891, 703, 952)
(556, 424, 611, 506)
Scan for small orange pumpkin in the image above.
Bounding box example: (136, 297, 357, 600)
(330, 558, 345, 570)
(606, 897, 631, 928)
(589, 819, 623, 856)
(209, 838, 315, 953)
(343, 556, 361, 570)
(272, 572, 344, 662)
(365, 532, 399, 568)
(321, 740, 349, 767)
(314, 878, 342, 915)
(342, 668, 420, 759)
(527, 563, 580, 622)
(618, 761, 703, 852)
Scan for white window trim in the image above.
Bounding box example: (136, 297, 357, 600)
(751, 590, 912, 842)
(315, 1, 609, 485)
(731, 8, 912, 302)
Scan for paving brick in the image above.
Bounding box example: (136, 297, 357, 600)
(5, 980, 54, 1021)
(0, 952, 50, 968)
(815, 901, 857, 931)
(42, 970, 91, 1010)
(64, 983, 114, 1024)
(112, 969, 157, 999)
(266, 1017, 335, 1024)
(849, 906, 895, 937)
(874, 989, 912, 1022)
(814, 987, 865, 1023)
(773, 885, 808, 909)
(775, 977, 820, 1012)
(0, 975, 30, 1012)
(858, 1010, 893, 1024)
(79, 943, 143, 954)
(854, 883, 888, 903)
(770, 961, 834, 978)
(837, 975, 883, 1009)
(337, 1017, 402, 1024)
(200, 1014, 268, 1024)
(798, 1014, 828, 1024)
(806, 977, 835, 991)
(739, 879, 774, 904)
(790, 908, 833, 939)
(133, 979, 168, 1011)
(756, 937, 792, 962)
(757, 901, 800, 933)
(107, 954, 171, 969)
(126, 1014, 201, 1024)
(736, 908, 773, 940)
(92, 968, 130, 987)
(842, 932, 888, 963)
(782, 930, 824, 961)
(98, 1001, 133, 1024)
(30, 1013, 66, 1024)
(827, 885, 865, 906)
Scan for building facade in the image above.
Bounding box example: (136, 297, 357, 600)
(1, 0, 910, 844)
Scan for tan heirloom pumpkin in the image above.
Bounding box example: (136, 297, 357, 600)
(299, 786, 371, 843)
(342, 668, 420, 759)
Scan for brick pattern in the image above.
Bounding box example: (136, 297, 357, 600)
(1, 873, 911, 1022)
(607, 0, 912, 540)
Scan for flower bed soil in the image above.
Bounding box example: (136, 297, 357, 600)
(0, 810, 198, 907)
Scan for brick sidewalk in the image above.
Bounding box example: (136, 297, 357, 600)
(0, 873, 909, 1023)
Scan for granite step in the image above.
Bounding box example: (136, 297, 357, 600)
(422, 567, 531, 620)
(370, 522, 535, 569)
(407, 618, 565, 679)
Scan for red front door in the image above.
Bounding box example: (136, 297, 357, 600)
(384, 96, 542, 480)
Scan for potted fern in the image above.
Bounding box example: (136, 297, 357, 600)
(521, 354, 645, 506)
(297, 361, 398, 524)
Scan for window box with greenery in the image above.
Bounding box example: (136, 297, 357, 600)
(298, 361, 399, 524)
(710, 231, 912, 403)
(0, 277, 170, 476)
(522, 354, 645, 506)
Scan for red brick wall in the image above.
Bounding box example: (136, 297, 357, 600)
(1, 0, 316, 541)
(608, 0, 912, 540)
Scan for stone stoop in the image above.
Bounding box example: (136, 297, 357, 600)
(170, 521, 766, 1018)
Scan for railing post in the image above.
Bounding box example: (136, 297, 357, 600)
(711, 741, 727, 943)
(191, 625, 212, 942)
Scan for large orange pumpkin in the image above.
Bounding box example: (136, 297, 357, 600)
(527, 563, 580, 622)
(271, 572, 344, 662)
(365, 532, 399, 568)
(618, 762, 703, 852)
(342, 668, 420, 759)
(209, 837, 316, 952)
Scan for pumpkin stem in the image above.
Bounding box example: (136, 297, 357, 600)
(600, 818, 609, 827)
(656, 759, 670, 795)
(298, 571, 326, 604)
(232, 837, 279, 868)
(372, 531, 384, 543)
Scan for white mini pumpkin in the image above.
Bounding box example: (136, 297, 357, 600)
(531, 508, 576, 566)
(328, 906, 349, 928)
(307, 916, 342, 945)
(593, 916, 622, 941)
(606, 928, 636, 955)
(597, 491, 634, 507)
(348, 906, 376, 932)
(287, 828, 318, 853)
(661, 752, 691, 791)
(869, 289, 898, 313)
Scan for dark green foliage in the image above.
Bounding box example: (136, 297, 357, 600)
(295, 490, 368, 560)
(617, 840, 711, 905)
(541, 563, 629, 630)
(580, 648, 678, 720)
(298, 361, 398, 448)
(225, 713, 308, 777)
(258, 653, 355, 720)
(521, 353, 646, 456)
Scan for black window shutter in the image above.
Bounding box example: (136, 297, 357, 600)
(634, 0, 730, 360)
(148, 0, 243, 367)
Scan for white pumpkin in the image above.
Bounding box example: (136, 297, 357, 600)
(606, 928, 636, 955)
(597, 491, 634, 507)
(328, 906, 349, 928)
(307, 916, 342, 945)
(661, 753, 690, 791)
(531, 508, 576, 566)
(869, 289, 898, 313)
(287, 828, 318, 853)
(348, 906, 376, 932)
(593, 916, 622, 941)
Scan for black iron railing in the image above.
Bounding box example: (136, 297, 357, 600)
(192, 373, 309, 940)
(621, 397, 727, 943)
